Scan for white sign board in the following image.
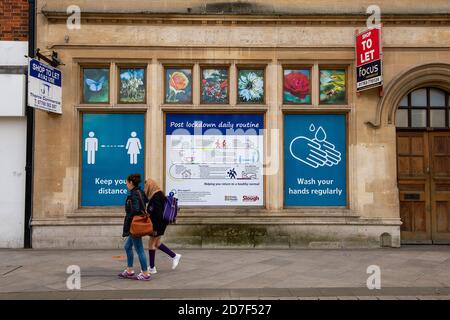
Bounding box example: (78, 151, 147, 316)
(165, 113, 264, 206)
(28, 58, 62, 114)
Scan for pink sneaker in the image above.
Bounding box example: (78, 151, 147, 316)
(118, 269, 135, 279)
(133, 272, 151, 281)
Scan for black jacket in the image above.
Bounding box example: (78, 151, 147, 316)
(148, 191, 166, 228)
(148, 191, 165, 219)
(122, 187, 148, 237)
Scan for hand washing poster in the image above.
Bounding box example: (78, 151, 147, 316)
(284, 114, 347, 206)
(81, 113, 145, 206)
(166, 113, 264, 206)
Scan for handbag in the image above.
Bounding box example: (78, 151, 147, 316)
(130, 190, 153, 237)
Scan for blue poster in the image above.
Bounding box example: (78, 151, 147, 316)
(81, 113, 145, 206)
(284, 114, 347, 206)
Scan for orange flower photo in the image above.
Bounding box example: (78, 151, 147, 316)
(165, 68, 192, 104)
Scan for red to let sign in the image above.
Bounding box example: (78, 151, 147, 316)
(356, 27, 381, 67)
(355, 26, 383, 92)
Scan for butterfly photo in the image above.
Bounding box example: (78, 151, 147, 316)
(83, 68, 109, 103)
(85, 76, 106, 92)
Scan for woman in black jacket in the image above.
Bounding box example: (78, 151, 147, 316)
(118, 174, 151, 281)
(144, 178, 181, 274)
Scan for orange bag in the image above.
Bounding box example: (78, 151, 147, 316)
(130, 213, 153, 237)
(130, 191, 153, 237)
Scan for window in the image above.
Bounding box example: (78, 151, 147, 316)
(319, 68, 347, 105)
(118, 67, 146, 104)
(82, 67, 110, 104)
(282, 67, 311, 105)
(284, 113, 347, 207)
(164, 67, 193, 104)
(165, 113, 264, 206)
(237, 67, 265, 104)
(200, 66, 229, 104)
(80, 113, 145, 207)
(396, 88, 450, 128)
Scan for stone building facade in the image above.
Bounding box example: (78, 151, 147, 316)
(31, 0, 450, 248)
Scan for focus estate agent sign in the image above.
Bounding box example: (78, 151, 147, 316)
(166, 113, 264, 206)
(28, 58, 62, 114)
(81, 113, 145, 206)
(356, 26, 383, 92)
(284, 114, 347, 206)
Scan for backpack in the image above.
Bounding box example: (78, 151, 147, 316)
(162, 192, 178, 223)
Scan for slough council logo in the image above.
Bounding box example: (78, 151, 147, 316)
(243, 195, 260, 202)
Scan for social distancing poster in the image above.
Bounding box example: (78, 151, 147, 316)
(81, 113, 145, 206)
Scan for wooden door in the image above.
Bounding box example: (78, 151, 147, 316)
(396, 132, 432, 243)
(429, 132, 450, 243)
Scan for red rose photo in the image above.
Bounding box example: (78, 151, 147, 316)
(283, 69, 311, 104)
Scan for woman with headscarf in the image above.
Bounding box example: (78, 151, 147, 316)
(144, 178, 181, 274)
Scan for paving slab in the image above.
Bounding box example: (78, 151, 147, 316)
(357, 296, 379, 300)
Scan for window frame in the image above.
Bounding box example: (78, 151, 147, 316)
(80, 65, 111, 105)
(281, 65, 313, 106)
(396, 87, 450, 130)
(318, 66, 348, 106)
(163, 65, 194, 105)
(199, 65, 230, 105)
(236, 65, 267, 105)
(117, 65, 147, 105)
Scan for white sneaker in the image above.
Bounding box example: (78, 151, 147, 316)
(147, 266, 157, 274)
(171, 254, 181, 270)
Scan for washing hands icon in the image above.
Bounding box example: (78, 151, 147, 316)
(289, 124, 342, 169)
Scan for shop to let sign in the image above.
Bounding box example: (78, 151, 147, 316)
(28, 58, 62, 114)
(355, 26, 383, 92)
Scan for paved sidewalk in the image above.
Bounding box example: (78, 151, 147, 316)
(1, 246, 450, 300)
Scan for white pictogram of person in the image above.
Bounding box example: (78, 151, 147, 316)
(126, 131, 142, 164)
(85, 132, 98, 165)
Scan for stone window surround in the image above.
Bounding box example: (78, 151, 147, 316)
(367, 63, 450, 129)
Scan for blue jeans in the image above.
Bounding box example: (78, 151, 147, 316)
(124, 236, 148, 271)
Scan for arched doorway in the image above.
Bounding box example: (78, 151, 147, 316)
(395, 87, 450, 243)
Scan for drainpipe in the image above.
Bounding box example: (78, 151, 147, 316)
(24, 0, 36, 248)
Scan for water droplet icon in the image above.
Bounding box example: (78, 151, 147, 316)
(309, 124, 315, 132)
(315, 127, 327, 142)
